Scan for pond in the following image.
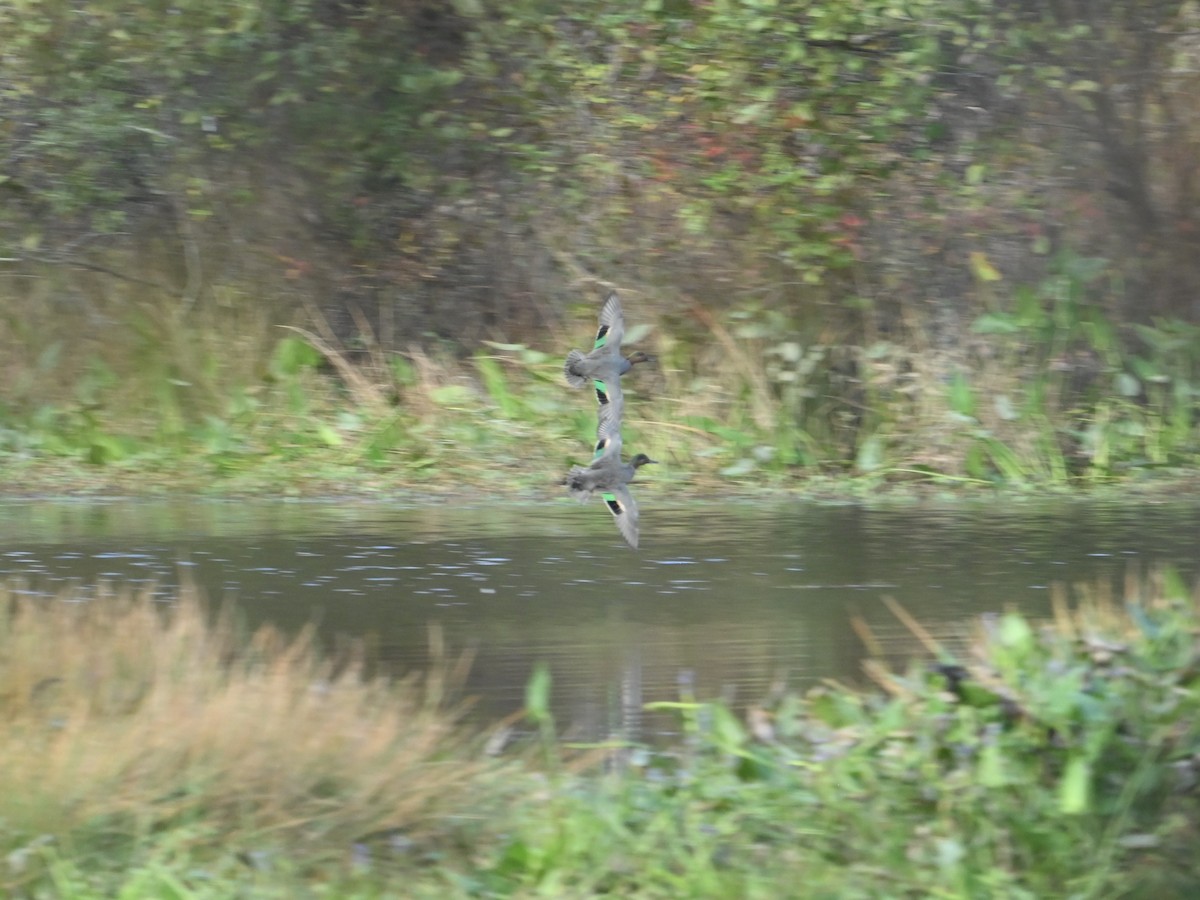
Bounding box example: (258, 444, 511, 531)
(2, 496, 1197, 741)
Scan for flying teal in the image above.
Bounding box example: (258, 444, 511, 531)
(563, 291, 654, 409)
(564, 403, 657, 549)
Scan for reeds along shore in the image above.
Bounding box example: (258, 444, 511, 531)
(0, 581, 490, 862)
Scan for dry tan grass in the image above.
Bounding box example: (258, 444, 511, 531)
(0, 580, 494, 855)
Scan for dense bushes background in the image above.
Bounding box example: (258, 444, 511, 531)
(2, 0, 1199, 485)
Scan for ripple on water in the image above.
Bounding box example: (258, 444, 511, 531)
(0, 498, 1198, 740)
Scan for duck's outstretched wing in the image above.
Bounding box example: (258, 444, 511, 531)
(602, 483, 640, 549)
(594, 365, 625, 410)
(593, 292, 627, 406)
(594, 292, 625, 354)
(593, 402, 624, 459)
(574, 292, 625, 400)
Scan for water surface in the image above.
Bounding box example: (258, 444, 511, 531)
(2, 496, 1196, 741)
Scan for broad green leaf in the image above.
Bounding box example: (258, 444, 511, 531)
(1059, 754, 1091, 814)
(430, 384, 474, 406)
(971, 313, 1021, 334)
(969, 251, 1002, 282)
(525, 663, 552, 721)
(856, 433, 884, 472)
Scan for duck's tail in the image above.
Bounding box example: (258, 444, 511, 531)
(564, 467, 593, 503)
(563, 350, 588, 388)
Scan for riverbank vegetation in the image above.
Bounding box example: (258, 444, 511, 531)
(3, 572, 1200, 896)
(2, 280, 1198, 497)
(2, 1, 1200, 495)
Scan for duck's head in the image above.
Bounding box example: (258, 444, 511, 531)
(627, 351, 656, 366)
(630, 453, 657, 468)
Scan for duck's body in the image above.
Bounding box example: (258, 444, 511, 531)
(565, 406, 656, 549)
(563, 292, 654, 407)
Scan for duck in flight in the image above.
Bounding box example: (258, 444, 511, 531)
(563, 291, 654, 408)
(563, 402, 657, 550)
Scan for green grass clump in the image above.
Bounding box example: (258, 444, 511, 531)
(471, 571, 1200, 898)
